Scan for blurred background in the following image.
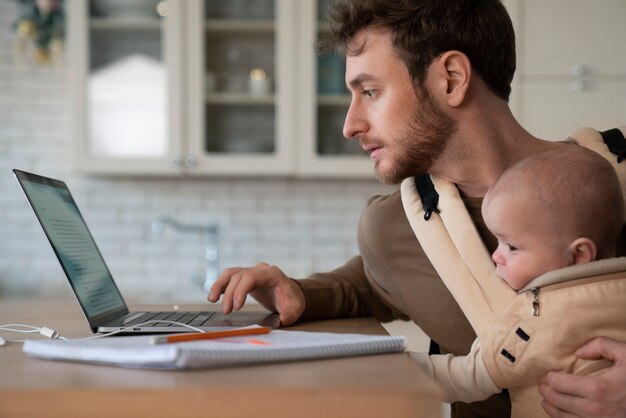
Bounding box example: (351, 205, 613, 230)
(0, 0, 624, 308)
(0, 0, 392, 302)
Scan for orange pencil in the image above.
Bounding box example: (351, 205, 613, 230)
(151, 326, 271, 345)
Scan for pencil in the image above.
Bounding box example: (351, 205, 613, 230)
(151, 326, 271, 345)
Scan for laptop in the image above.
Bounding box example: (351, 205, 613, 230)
(13, 169, 280, 333)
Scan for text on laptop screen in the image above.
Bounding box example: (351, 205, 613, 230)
(20, 179, 125, 317)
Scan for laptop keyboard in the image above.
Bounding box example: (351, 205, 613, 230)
(120, 311, 216, 327)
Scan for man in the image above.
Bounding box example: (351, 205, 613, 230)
(208, 1, 626, 417)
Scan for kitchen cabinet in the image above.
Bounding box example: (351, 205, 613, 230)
(297, 0, 371, 177)
(69, 1, 626, 176)
(69, 0, 185, 175)
(506, 0, 626, 140)
(68, 0, 371, 177)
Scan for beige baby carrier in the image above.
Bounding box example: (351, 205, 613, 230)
(400, 127, 626, 418)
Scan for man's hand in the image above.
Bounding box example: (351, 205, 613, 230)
(208, 263, 306, 326)
(539, 337, 626, 418)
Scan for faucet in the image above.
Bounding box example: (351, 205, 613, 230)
(151, 216, 219, 292)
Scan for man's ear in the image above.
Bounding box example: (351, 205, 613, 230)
(433, 50, 471, 108)
(568, 237, 597, 265)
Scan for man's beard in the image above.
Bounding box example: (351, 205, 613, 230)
(375, 88, 456, 184)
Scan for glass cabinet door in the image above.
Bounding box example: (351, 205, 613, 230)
(69, 0, 185, 174)
(298, 0, 372, 178)
(69, 0, 373, 177)
(315, 0, 355, 157)
(187, 0, 295, 175)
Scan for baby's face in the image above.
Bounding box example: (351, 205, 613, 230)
(482, 193, 573, 290)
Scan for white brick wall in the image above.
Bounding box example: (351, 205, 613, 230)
(0, 2, 393, 302)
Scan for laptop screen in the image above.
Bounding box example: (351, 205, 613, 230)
(14, 170, 126, 319)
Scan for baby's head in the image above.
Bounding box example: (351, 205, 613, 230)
(482, 146, 624, 290)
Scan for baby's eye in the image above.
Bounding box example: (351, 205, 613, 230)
(507, 243, 518, 251)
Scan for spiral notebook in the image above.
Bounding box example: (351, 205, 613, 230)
(22, 329, 405, 369)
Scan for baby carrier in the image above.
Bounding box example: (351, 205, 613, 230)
(400, 127, 626, 417)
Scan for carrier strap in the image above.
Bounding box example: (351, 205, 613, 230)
(401, 176, 514, 338)
(414, 174, 439, 221)
(600, 128, 626, 163)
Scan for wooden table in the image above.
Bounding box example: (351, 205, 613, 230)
(0, 299, 442, 418)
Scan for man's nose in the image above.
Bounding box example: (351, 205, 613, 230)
(343, 100, 367, 140)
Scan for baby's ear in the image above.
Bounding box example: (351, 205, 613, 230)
(569, 238, 597, 265)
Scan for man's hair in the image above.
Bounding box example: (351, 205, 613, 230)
(317, 0, 516, 101)
(492, 146, 625, 258)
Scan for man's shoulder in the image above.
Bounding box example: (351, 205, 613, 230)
(364, 188, 403, 213)
(359, 188, 417, 246)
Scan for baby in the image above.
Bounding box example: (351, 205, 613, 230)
(411, 145, 626, 414)
(483, 145, 624, 291)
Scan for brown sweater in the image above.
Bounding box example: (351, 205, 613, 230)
(296, 190, 510, 418)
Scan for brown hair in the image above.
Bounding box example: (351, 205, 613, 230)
(317, 0, 516, 101)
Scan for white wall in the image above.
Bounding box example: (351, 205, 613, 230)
(0, 2, 391, 301)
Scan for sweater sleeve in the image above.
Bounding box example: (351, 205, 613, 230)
(294, 193, 410, 322)
(408, 339, 501, 403)
(294, 255, 400, 321)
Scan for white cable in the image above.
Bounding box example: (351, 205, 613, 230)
(0, 324, 68, 340)
(0, 320, 207, 344)
(39, 327, 60, 339)
(0, 324, 40, 332)
(72, 320, 205, 341)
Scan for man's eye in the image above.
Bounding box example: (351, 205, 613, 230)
(507, 243, 518, 251)
(362, 89, 377, 98)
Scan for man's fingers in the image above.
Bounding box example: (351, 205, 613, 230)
(231, 266, 281, 310)
(576, 337, 620, 361)
(276, 303, 302, 327)
(206, 263, 300, 323)
(540, 376, 616, 418)
(546, 371, 594, 399)
(541, 397, 577, 418)
(540, 381, 590, 417)
(221, 274, 245, 313)
(208, 267, 243, 302)
(278, 311, 295, 327)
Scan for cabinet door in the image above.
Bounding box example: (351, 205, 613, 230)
(69, 0, 185, 175)
(513, 0, 626, 140)
(186, 0, 295, 175)
(296, 0, 373, 178)
(519, 80, 626, 140)
(518, 0, 626, 76)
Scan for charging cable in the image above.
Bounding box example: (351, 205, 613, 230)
(0, 324, 68, 344)
(0, 320, 206, 344)
(72, 320, 205, 341)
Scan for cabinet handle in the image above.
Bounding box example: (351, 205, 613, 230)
(569, 80, 585, 93)
(184, 155, 198, 169)
(156, 1, 170, 17)
(169, 156, 183, 169)
(568, 65, 584, 77)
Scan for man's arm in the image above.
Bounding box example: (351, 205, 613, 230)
(539, 337, 626, 418)
(209, 194, 403, 325)
(296, 255, 399, 321)
(208, 255, 399, 325)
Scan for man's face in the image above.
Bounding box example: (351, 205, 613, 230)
(343, 28, 455, 184)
